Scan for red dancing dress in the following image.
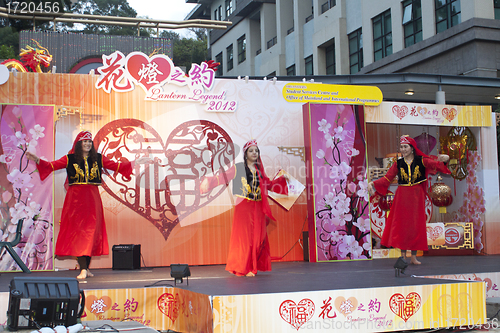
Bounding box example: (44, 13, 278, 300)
(36, 154, 132, 257)
(373, 156, 450, 251)
(225, 163, 288, 276)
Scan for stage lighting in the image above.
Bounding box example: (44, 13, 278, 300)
(7, 277, 84, 330)
(394, 257, 409, 277)
(170, 264, 190, 286)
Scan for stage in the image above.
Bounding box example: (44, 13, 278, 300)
(1, 255, 499, 332)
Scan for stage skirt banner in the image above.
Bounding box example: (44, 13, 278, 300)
(364, 102, 492, 127)
(0, 104, 54, 271)
(421, 272, 500, 299)
(303, 103, 371, 262)
(213, 281, 486, 333)
(82, 287, 212, 333)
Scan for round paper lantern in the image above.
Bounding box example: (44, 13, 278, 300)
(428, 174, 453, 207)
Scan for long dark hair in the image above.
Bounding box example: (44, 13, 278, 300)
(243, 146, 261, 173)
(73, 140, 98, 165)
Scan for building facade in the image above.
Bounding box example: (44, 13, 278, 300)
(186, 0, 500, 79)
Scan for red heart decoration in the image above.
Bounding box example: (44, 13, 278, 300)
(126, 53, 172, 92)
(392, 105, 409, 120)
(158, 292, 180, 324)
(427, 225, 443, 241)
(94, 119, 235, 240)
(442, 108, 457, 122)
(389, 292, 421, 322)
(279, 299, 315, 330)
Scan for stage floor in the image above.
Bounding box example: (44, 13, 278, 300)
(1, 255, 500, 332)
(1, 255, 499, 295)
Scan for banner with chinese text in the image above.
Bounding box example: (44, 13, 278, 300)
(364, 102, 491, 127)
(83, 287, 212, 333)
(213, 281, 486, 332)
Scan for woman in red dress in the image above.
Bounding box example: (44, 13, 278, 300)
(368, 135, 450, 265)
(201, 139, 288, 276)
(27, 131, 133, 279)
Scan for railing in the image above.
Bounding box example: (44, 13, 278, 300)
(287, 26, 294, 35)
(322, 0, 336, 14)
(305, 14, 313, 23)
(266, 36, 277, 49)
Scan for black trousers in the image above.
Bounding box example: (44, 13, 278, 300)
(77, 256, 91, 270)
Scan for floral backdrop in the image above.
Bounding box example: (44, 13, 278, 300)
(0, 104, 54, 271)
(305, 104, 371, 262)
(450, 150, 485, 252)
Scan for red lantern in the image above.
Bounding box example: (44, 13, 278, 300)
(379, 191, 395, 211)
(428, 174, 453, 207)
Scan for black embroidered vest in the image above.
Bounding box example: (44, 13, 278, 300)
(232, 162, 262, 201)
(67, 154, 102, 185)
(397, 155, 426, 186)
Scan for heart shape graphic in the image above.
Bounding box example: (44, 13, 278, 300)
(158, 292, 180, 324)
(389, 292, 421, 322)
(334, 296, 358, 316)
(126, 52, 173, 93)
(437, 293, 471, 319)
(86, 295, 112, 314)
(279, 299, 315, 330)
(392, 105, 409, 120)
(442, 108, 457, 122)
(94, 119, 235, 240)
(426, 225, 444, 241)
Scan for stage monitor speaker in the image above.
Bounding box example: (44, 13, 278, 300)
(7, 277, 84, 330)
(170, 264, 190, 286)
(112, 244, 141, 270)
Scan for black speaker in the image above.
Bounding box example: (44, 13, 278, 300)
(7, 277, 84, 330)
(170, 264, 190, 285)
(112, 244, 141, 270)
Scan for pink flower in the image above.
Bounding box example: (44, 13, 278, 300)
(11, 106, 22, 118)
(12, 131, 26, 147)
(7, 168, 33, 189)
(2, 191, 12, 203)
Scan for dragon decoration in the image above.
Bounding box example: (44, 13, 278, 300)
(1, 39, 53, 73)
(1, 42, 220, 75)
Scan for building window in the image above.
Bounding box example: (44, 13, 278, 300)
(348, 28, 363, 74)
(306, 6, 314, 22)
(495, 0, 500, 19)
(215, 52, 223, 76)
(325, 44, 335, 75)
(237, 35, 246, 64)
(305, 55, 313, 75)
(435, 0, 461, 33)
(267, 36, 277, 49)
(402, 0, 422, 47)
(225, 0, 234, 18)
(287, 65, 296, 76)
(321, 0, 336, 14)
(373, 9, 392, 62)
(226, 44, 233, 71)
(267, 71, 276, 78)
(214, 5, 222, 21)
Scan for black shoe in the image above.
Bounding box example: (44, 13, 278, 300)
(394, 257, 408, 277)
